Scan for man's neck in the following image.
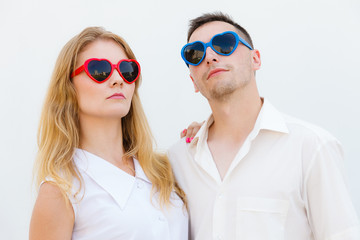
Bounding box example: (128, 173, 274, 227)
(208, 92, 263, 142)
(206, 87, 263, 180)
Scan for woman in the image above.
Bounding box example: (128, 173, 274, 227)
(29, 27, 188, 240)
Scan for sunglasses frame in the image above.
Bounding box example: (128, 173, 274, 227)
(71, 58, 141, 84)
(181, 31, 253, 66)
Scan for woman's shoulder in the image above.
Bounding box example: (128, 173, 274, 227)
(30, 182, 75, 240)
(37, 181, 77, 208)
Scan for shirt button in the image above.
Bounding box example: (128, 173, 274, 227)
(137, 181, 144, 189)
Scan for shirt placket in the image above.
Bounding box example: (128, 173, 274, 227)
(213, 189, 227, 240)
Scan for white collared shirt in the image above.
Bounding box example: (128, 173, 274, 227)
(69, 148, 188, 240)
(168, 99, 360, 240)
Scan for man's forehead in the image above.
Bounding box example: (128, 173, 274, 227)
(189, 21, 238, 42)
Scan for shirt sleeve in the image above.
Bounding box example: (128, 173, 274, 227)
(304, 139, 360, 240)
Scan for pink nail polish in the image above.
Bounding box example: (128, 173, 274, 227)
(190, 137, 194, 142)
(182, 129, 187, 134)
(186, 138, 190, 143)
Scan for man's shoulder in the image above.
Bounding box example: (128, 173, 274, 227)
(282, 113, 340, 145)
(167, 137, 198, 168)
(168, 138, 190, 158)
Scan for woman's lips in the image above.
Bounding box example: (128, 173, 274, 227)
(107, 93, 125, 99)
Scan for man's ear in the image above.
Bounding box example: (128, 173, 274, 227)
(190, 75, 200, 93)
(252, 49, 261, 71)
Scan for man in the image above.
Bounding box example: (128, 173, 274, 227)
(168, 12, 360, 240)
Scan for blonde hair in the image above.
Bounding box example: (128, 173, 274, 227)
(34, 26, 186, 208)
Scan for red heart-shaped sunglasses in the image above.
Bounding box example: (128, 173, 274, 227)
(71, 58, 141, 84)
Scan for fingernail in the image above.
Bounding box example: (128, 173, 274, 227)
(186, 138, 190, 143)
(189, 137, 194, 142)
(182, 129, 187, 134)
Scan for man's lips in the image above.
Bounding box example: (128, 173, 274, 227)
(207, 68, 227, 80)
(107, 93, 125, 99)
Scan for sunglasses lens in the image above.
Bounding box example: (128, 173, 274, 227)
(119, 61, 139, 83)
(87, 60, 112, 82)
(183, 42, 205, 65)
(212, 33, 236, 55)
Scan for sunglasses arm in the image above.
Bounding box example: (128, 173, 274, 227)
(70, 65, 85, 78)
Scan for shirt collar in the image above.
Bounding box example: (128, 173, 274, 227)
(190, 98, 289, 151)
(74, 148, 150, 210)
(134, 158, 151, 184)
(256, 98, 289, 134)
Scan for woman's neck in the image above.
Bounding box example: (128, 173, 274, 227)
(78, 115, 125, 166)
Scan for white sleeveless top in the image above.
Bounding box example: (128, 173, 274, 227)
(69, 148, 188, 240)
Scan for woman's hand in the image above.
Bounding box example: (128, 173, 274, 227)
(180, 121, 204, 143)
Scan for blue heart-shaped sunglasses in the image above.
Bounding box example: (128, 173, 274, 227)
(181, 31, 253, 66)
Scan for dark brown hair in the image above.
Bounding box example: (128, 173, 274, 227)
(187, 12, 254, 48)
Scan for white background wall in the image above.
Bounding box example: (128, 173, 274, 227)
(0, 0, 359, 239)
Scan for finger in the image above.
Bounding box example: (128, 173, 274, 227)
(185, 123, 197, 139)
(180, 129, 187, 138)
(190, 121, 205, 138)
(185, 129, 193, 142)
(184, 121, 205, 143)
(186, 121, 204, 138)
(189, 126, 201, 138)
